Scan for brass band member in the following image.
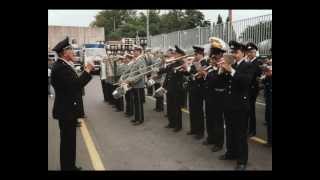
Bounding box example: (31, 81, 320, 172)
(114, 56, 126, 112)
(219, 40, 254, 171)
(123, 53, 135, 117)
(158, 45, 186, 132)
(182, 45, 208, 140)
(126, 45, 147, 126)
(202, 38, 227, 152)
(245, 42, 262, 137)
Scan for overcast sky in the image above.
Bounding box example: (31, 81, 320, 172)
(48, 10, 272, 27)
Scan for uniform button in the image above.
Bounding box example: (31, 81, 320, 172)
(229, 80, 232, 83)
(229, 85, 231, 88)
(74, 102, 77, 105)
(228, 91, 231, 94)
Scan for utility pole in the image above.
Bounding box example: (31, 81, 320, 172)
(146, 9, 150, 47)
(113, 16, 116, 32)
(228, 10, 232, 22)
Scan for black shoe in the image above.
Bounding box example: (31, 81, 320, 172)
(131, 119, 138, 123)
(186, 131, 195, 135)
(202, 140, 214, 146)
(263, 122, 267, 126)
(173, 128, 181, 132)
(165, 124, 174, 128)
(125, 114, 132, 118)
(164, 114, 168, 117)
(211, 145, 223, 152)
(219, 154, 237, 160)
(235, 164, 246, 171)
(248, 132, 256, 137)
(115, 109, 121, 112)
(264, 142, 272, 147)
(73, 166, 82, 171)
(194, 134, 204, 140)
(133, 121, 143, 126)
(76, 121, 82, 127)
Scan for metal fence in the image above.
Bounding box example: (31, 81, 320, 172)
(150, 14, 272, 56)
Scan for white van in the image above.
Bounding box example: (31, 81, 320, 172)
(81, 44, 107, 74)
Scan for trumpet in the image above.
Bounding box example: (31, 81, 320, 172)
(173, 57, 195, 72)
(192, 65, 213, 79)
(165, 53, 194, 65)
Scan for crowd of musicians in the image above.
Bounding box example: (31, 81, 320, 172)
(98, 37, 272, 170)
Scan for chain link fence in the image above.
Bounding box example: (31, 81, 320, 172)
(150, 14, 272, 56)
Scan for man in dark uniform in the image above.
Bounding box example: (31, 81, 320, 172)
(151, 52, 165, 112)
(158, 45, 185, 132)
(145, 48, 154, 96)
(183, 46, 208, 140)
(262, 56, 272, 147)
(51, 37, 93, 171)
(218, 40, 254, 170)
(202, 39, 227, 152)
(245, 42, 262, 137)
(163, 48, 174, 117)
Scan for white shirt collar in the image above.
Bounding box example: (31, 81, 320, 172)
(236, 58, 245, 66)
(250, 57, 257, 63)
(60, 58, 74, 69)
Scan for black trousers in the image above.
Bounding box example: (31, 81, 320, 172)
(101, 80, 108, 102)
(58, 118, 77, 170)
(48, 77, 51, 95)
(205, 94, 224, 146)
(133, 88, 144, 122)
(188, 88, 204, 135)
(142, 88, 146, 103)
(167, 91, 182, 129)
(105, 82, 112, 105)
(147, 85, 153, 96)
(181, 88, 188, 108)
(265, 92, 272, 144)
(125, 89, 134, 116)
(224, 108, 249, 164)
(248, 88, 259, 135)
(154, 83, 164, 111)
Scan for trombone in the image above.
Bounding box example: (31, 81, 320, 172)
(114, 53, 194, 86)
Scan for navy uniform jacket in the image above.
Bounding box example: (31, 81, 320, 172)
(262, 75, 272, 97)
(223, 60, 254, 111)
(249, 57, 262, 92)
(159, 61, 184, 93)
(184, 59, 209, 91)
(51, 59, 92, 120)
(204, 68, 228, 108)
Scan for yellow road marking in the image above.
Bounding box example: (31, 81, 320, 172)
(146, 96, 268, 144)
(79, 118, 106, 170)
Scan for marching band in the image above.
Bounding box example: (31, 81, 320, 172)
(52, 36, 272, 171)
(99, 38, 272, 170)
